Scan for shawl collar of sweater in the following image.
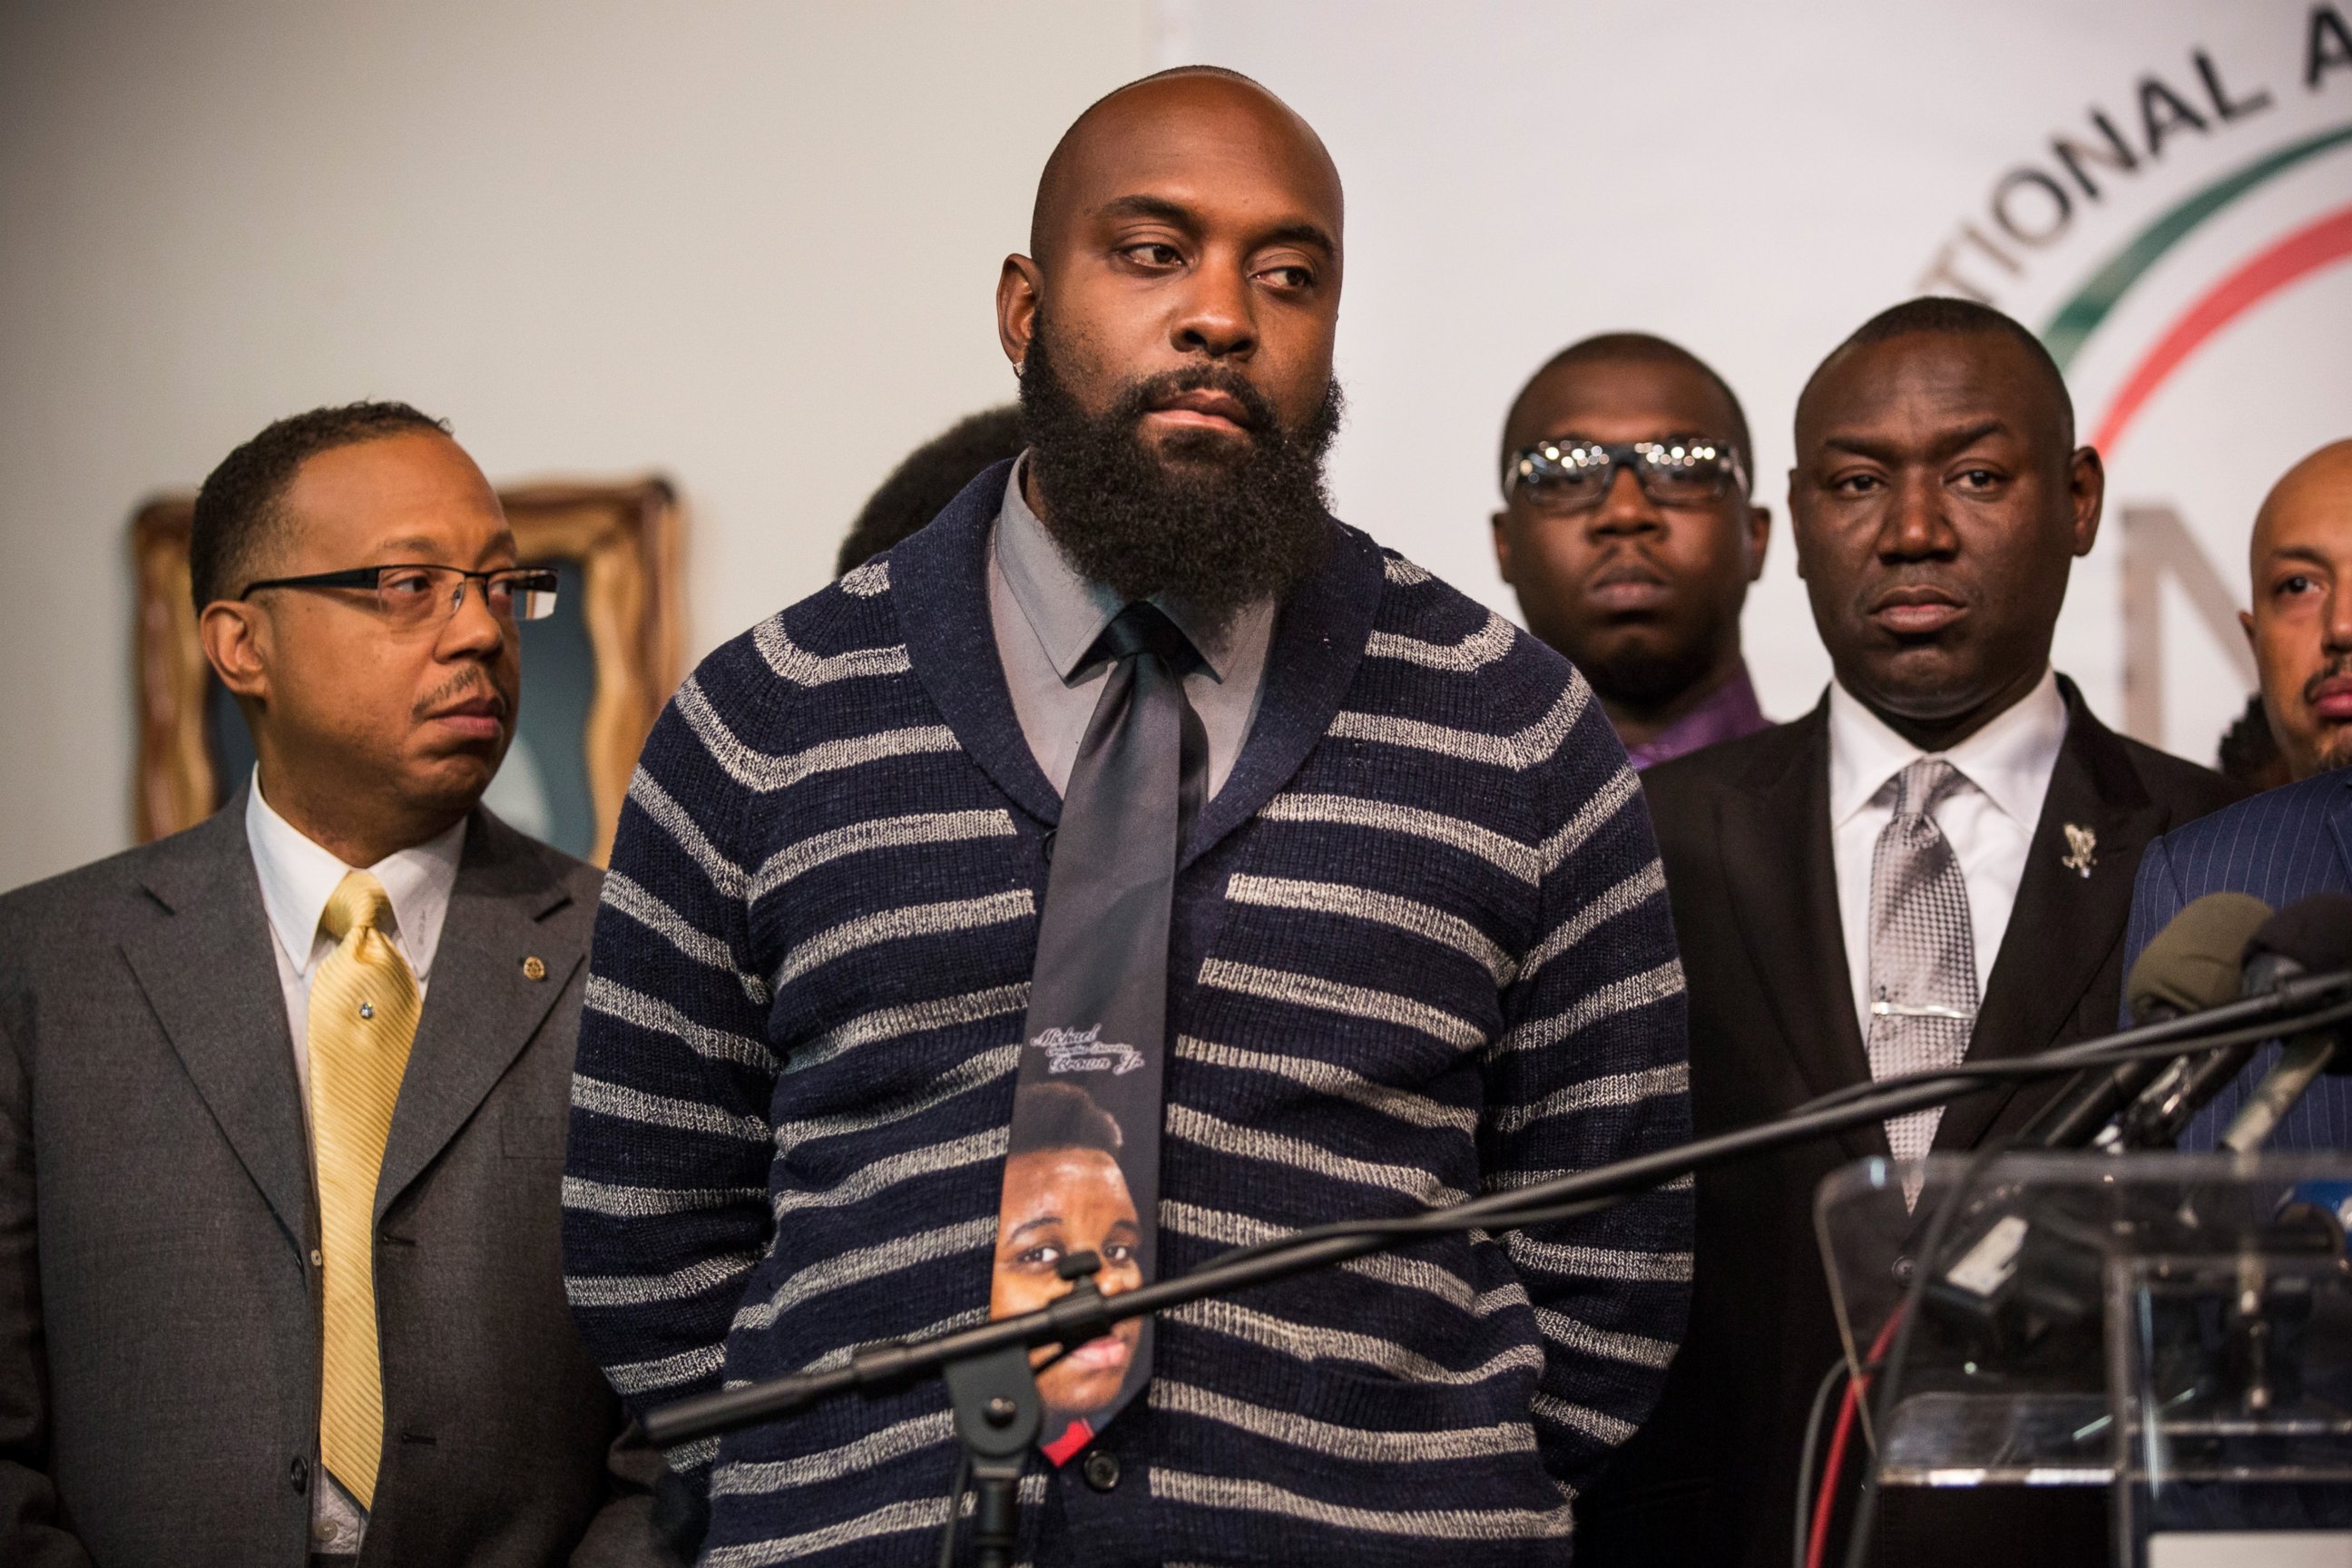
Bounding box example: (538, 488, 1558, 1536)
(889, 456, 1387, 869)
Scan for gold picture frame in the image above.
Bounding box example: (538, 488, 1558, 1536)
(132, 476, 684, 866)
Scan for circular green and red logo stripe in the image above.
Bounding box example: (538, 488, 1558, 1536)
(2091, 201, 2352, 451)
(2036, 122, 2352, 451)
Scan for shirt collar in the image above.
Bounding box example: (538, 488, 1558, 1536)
(1828, 666, 2069, 828)
(994, 454, 1255, 685)
(242, 768, 467, 981)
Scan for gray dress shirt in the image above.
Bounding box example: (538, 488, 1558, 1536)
(985, 456, 1275, 799)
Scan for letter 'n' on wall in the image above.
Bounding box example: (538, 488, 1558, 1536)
(2119, 505, 2257, 750)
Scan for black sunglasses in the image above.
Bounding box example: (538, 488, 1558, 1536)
(1504, 437, 1749, 512)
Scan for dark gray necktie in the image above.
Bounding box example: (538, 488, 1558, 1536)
(993, 603, 1205, 1463)
(1864, 758, 1979, 1173)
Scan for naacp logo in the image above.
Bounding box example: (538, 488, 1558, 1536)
(1030, 1024, 1145, 1076)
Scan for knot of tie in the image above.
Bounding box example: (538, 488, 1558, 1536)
(1090, 602, 1202, 677)
(321, 870, 394, 946)
(1883, 758, 1967, 820)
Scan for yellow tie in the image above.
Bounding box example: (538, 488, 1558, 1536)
(308, 870, 420, 1508)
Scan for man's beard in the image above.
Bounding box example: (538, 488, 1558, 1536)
(1017, 321, 1343, 630)
(2308, 652, 2352, 773)
(1583, 624, 1724, 711)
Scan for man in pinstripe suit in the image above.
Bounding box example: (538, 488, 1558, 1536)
(2122, 439, 2352, 1150)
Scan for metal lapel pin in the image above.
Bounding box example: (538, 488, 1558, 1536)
(2061, 824, 2097, 878)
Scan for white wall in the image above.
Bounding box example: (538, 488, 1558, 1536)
(0, 0, 1150, 891)
(8, 1, 2347, 895)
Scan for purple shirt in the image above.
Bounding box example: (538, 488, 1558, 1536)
(1621, 662, 1769, 770)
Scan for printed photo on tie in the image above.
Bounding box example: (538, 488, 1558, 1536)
(990, 600, 1194, 1463)
(988, 1076, 1153, 1464)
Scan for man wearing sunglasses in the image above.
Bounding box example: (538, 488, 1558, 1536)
(1574, 300, 2241, 1568)
(1491, 334, 1770, 769)
(0, 403, 667, 1565)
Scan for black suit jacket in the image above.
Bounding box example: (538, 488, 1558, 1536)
(1574, 680, 2241, 1568)
(0, 800, 668, 1568)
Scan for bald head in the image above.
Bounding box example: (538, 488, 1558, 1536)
(995, 61, 1344, 436)
(993, 66, 1347, 622)
(2253, 439, 2352, 564)
(2244, 437, 2352, 780)
(1787, 301, 2104, 749)
(1028, 67, 1342, 269)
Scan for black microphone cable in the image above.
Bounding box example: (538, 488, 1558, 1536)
(1793, 1354, 1849, 1568)
(1197, 995, 2352, 1271)
(1838, 1138, 2013, 1568)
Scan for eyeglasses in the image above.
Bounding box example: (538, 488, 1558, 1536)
(237, 564, 560, 627)
(1504, 437, 1749, 512)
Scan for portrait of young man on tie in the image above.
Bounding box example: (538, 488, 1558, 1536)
(1573, 299, 2244, 1568)
(564, 66, 1694, 1566)
(0, 404, 668, 1566)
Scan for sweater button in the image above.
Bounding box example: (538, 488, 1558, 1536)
(289, 1455, 309, 1494)
(1081, 1449, 1120, 1493)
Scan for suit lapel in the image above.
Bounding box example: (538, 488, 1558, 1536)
(1936, 689, 2162, 1151)
(1718, 701, 1883, 1161)
(2328, 775, 2352, 883)
(375, 812, 582, 1220)
(121, 806, 315, 1250)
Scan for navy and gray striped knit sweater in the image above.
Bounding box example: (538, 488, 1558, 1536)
(563, 466, 1692, 1567)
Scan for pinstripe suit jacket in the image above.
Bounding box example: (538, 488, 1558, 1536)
(2122, 767, 2352, 1149)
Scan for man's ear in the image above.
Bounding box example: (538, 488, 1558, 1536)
(1786, 468, 1811, 582)
(1490, 510, 1516, 586)
(201, 600, 271, 704)
(1745, 504, 1771, 583)
(997, 254, 1044, 372)
(2240, 606, 2258, 649)
(2069, 445, 2106, 558)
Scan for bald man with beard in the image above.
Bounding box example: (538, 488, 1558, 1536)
(563, 69, 1692, 1565)
(2244, 439, 2352, 785)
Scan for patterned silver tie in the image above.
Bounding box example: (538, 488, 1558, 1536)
(1865, 759, 1978, 1174)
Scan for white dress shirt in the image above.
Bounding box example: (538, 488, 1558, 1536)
(240, 769, 465, 1551)
(245, 769, 464, 1107)
(987, 456, 1276, 800)
(1828, 669, 2070, 1044)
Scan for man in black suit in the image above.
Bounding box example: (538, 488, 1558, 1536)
(1573, 299, 2241, 1567)
(0, 404, 666, 1565)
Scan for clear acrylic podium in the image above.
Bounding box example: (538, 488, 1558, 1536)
(1818, 1152, 2352, 1566)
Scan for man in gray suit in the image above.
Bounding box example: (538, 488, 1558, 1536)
(0, 403, 667, 1565)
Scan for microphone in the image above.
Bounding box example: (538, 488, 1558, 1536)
(2220, 894, 2352, 1152)
(2013, 893, 2271, 1150)
(1925, 895, 2272, 1346)
(2113, 894, 2281, 1149)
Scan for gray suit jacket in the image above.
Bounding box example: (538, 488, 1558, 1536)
(0, 798, 667, 1567)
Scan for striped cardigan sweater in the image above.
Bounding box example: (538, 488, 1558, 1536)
(562, 468, 1693, 1566)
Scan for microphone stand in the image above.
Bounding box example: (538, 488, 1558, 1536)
(638, 972, 2352, 1565)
